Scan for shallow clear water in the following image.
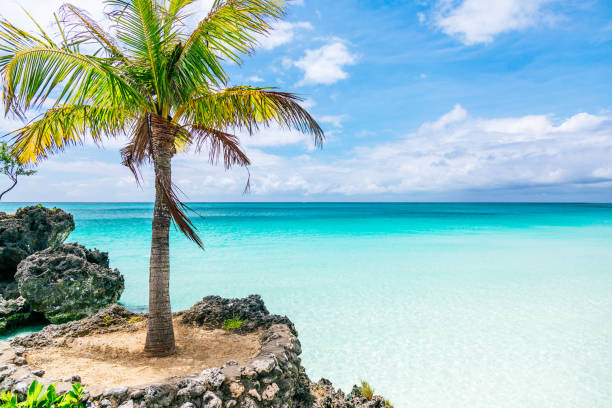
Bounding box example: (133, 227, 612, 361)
(1, 202, 611, 407)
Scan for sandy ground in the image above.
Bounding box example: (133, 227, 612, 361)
(25, 318, 261, 389)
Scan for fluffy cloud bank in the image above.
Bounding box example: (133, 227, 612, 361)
(328, 105, 612, 195)
(27, 105, 612, 201)
(223, 105, 612, 197)
(433, 0, 558, 45)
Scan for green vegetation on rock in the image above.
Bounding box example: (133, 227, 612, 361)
(128, 316, 143, 324)
(358, 380, 374, 401)
(48, 312, 88, 325)
(223, 316, 244, 331)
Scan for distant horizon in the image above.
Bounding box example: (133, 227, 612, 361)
(1, 201, 611, 205)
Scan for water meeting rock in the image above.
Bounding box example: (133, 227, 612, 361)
(15, 243, 124, 324)
(0, 206, 74, 281)
(0, 296, 31, 331)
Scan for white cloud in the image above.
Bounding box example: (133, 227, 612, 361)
(11, 106, 612, 201)
(426, 103, 468, 130)
(434, 0, 558, 45)
(257, 21, 313, 50)
(246, 75, 264, 83)
(318, 115, 346, 128)
(330, 106, 612, 194)
(294, 41, 357, 86)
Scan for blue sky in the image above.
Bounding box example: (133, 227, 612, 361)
(2, 0, 612, 202)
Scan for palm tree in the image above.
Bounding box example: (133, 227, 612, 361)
(0, 0, 323, 356)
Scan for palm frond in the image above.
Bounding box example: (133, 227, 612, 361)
(106, 0, 171, 109)
(0, 19, 143, 115)
(59, 3, 126, 59)
(121, 115, 153, 184)
(188, 125, 251, 168)
(169, 0, 286, 104)
(183, 0, 285, 63)
(10, 105, 133, 163)
(176, 86, 324, 147)
(186, 125, 251, 193)
(156, 173, 203, 247)
(164, 0, 195, 26)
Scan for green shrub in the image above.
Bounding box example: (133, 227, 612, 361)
(384, 399, 394, 408)
(223, 317, 243, 331)
(1, 380, 84, 408)
(128, 316, 143, 324)
(359, 380, 374, 401)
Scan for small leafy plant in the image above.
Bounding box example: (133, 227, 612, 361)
(128, 316, 143, 324)
(1, 380, 83, 408)
(359, 380, 374, 401)
(384, 399, 394, 408)
(101, 314, 111, 326)
(223, 316, 244, 331)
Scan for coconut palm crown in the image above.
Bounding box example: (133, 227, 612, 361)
(0, 0, 323, 356)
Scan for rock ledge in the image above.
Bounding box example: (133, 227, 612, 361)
(1, 296, 389, 408)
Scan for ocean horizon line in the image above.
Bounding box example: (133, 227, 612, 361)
(1, 201, 610, 205)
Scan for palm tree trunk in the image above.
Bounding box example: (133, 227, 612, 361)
(144, 125, 176, 356)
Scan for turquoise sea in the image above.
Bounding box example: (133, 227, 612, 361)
(1, 203, 611, 407)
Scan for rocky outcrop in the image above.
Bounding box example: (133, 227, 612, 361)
(15, 243, 124, 324)
(0, 296, 31, 331)
(0, 206, 74, 281)
(181, 295, 295, 334)
(11, 304, 137, 349)
(2, 296, 392, 408)
(310, 379, 389, 408)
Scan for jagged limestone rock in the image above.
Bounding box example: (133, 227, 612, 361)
(15, 243, 124, 324)
(0, 206, 74, 281)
